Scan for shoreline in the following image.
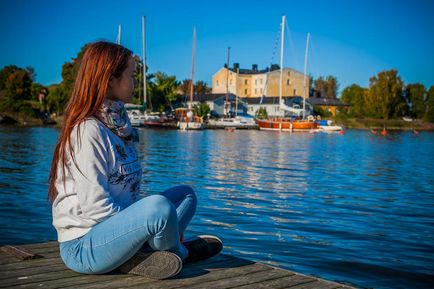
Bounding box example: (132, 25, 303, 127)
(1, 114, 434, 131)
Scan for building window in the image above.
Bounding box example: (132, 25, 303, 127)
(216, 80, 219, 86)
(293, 89, 297, 95)
(288, 71, 291, 76)
(255, 79, 257, 85)
(255, 88, 257, 94)
(245, 89, 248, 94)
(245, 79, 248, 85)
(287, 79, 290, 85)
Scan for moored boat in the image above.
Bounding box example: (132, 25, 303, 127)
(255, 16, 318, 132)
(316, 120, 343, 132)
(256, 118, 318, 131)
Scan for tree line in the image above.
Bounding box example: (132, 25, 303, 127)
(340, 70, 434, 122)
(1, 43, 433, 123)
(0, 43, 212, 119)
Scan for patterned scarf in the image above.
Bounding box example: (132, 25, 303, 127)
(94, 99, 138, 145)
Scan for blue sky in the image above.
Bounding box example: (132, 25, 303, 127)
(1, 0, 433, 95)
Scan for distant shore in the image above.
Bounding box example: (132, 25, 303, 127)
(1, 113, 434, 131)
(334, 118, 434, 131)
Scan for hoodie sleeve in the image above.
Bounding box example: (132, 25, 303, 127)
(69, 121, 121, 223)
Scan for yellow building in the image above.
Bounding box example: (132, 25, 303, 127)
(212, 63, 308, 98)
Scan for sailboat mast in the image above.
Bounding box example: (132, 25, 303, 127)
(225, 47, 231, 117)
(303, 32, 310, 119)
(116, 24, 122, 45)
(279, 16, 285, 113)
(235, 67, 239, 117)
(189, 26, 196, 111)
(142, 16, 147, 109)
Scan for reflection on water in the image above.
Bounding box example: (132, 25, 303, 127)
(1, 127, 433, 289)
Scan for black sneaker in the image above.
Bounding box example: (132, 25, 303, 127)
(118, 251, 182, 279)
(183, 235, 223, 263)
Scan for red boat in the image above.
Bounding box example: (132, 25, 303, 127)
(255, 118, 319, 132)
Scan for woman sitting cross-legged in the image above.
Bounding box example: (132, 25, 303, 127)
(48, 41, 222, 280)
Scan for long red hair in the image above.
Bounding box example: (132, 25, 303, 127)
(48, 41, 132, 202)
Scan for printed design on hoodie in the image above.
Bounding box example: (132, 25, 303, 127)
(108, 143, 141, 201)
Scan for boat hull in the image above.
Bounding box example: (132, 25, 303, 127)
(255, 118, 318, 131)
(178, 121, 205, 130)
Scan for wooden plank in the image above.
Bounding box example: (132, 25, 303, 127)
(1, 261, 68, 280)
(0, 268, 80, 288)
(283, 278, 340, 289)
(230, 273, 312, 289)
(15, 274, 123, 289)
(0, 251, 60, 266)
(0, 245, 43, 261)
(178, 268, 293, 289)
(0, 257, 64, 271)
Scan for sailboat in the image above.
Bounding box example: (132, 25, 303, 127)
(125, 16, 159, 127)
(207, 47, 257, 129)
(178, 26, 205, 130)
(255, 16, 318, 132)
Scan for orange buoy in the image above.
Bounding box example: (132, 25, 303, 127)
(339, 130, 345, 135)
(381, 129, 387, 136)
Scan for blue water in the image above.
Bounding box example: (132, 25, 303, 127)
(0, 127, 433, 288)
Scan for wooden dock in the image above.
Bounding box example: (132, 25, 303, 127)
(0, 241, 356, 289)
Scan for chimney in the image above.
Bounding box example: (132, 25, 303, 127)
(270, 64, 280, 71)
(233, 63, 239, 71)
(252, 64, 258, 72)
(224, 63, 228, 68)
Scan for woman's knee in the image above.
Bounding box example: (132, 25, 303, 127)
(146, 195, 177, 222)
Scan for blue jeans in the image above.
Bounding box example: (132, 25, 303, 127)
(59, 185, 197, 274)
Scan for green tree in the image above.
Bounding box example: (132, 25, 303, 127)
(255, 107, 268, 119)
(425, 86, 434, 122)
(46, 84, 69, 115)
(0, 65, 20, 90)
(148, 72, 180, 112)
(179, 79, 192, 97)
(405, 83, 425, 118)
(367, 69, 405, 120)
(314, 75, 339, 99)
(61, 44, 89, 96)
(193, 102, 210, 120)
(0, 68, 33, 112)
(341, 84, 367, 117)
(195, 80, 211, 95)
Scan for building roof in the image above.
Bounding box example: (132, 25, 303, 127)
(240, 96, 300, 105)
(225, 63, 281, 75)
(193, 93, 237, 102)
(307, 97, 350, 106)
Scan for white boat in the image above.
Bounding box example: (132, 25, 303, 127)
(317, 120, 343, 132)
(207, 115, 257, 129)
